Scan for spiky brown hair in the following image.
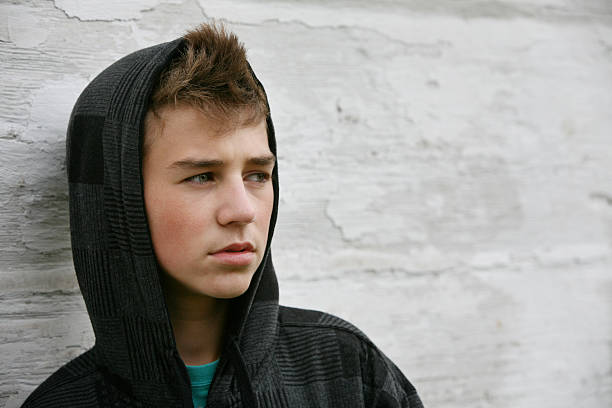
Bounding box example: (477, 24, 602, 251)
(144, 22, 269, 152)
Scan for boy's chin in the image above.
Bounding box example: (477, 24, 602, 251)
(161, 265, 257, 300)
(207, 286, 250, 299)
(198, 275, 254, 299)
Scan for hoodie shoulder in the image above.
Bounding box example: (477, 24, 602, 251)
(277, 306, 424, 407)
(278, 305, 370, 340)
(22, 350, 99, 408)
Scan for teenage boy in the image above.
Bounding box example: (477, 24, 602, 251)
(23, 23, 423, 407)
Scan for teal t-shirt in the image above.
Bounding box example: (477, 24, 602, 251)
(185, 359, 219, 408)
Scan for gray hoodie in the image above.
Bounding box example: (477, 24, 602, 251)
(22, 37, 424, 408)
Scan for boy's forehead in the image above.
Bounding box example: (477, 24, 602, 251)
(143, 104, 270, 156)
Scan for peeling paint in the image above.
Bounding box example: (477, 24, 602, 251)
(6, 11, 48, 48)
(25, 78, 88, 144)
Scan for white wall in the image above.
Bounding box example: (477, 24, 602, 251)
(2, 1, 612, 407)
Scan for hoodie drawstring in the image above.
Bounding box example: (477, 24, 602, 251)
(229, 337, 259, 407)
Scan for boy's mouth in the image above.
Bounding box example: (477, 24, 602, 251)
(210, 242, 256, 266)
(212, 242, 254, 254)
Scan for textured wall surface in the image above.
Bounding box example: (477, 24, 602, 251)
(2, 1, 612, 407)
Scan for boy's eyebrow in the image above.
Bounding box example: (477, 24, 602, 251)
(167, 154, 276, 170)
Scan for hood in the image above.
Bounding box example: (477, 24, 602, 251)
(66, 38, 279, 406)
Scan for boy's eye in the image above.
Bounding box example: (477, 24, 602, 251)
(246, 172, 270, 183)
(185, 172, 270, 185)
(186, 173, 213, 184)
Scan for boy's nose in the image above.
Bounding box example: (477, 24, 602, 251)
(216, 178, 256, 226)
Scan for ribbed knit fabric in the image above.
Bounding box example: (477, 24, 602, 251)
(22, 37, 424, 408)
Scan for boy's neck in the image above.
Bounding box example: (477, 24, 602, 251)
(165, 290, 229, 366)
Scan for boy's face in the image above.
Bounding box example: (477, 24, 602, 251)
(142, 105, 275, 300)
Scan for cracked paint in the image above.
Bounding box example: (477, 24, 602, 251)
(53, 0, 183, 22)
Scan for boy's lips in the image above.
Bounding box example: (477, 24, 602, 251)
(210, 242, 255, 266)
(212, 242, 254, 254)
